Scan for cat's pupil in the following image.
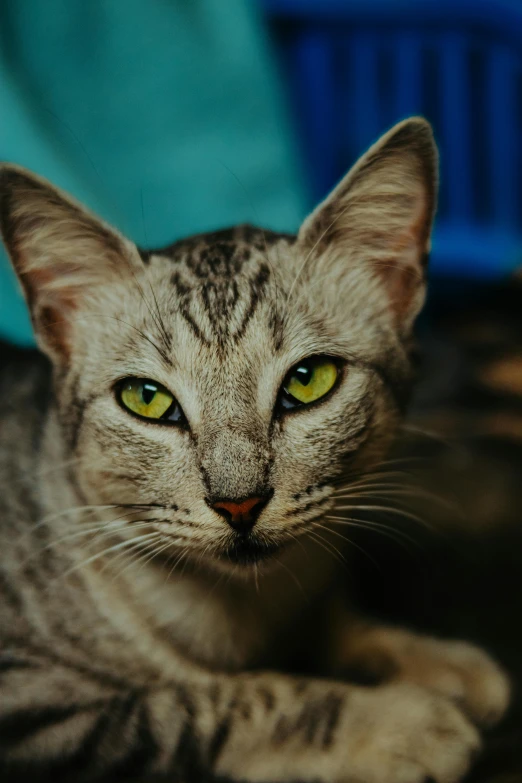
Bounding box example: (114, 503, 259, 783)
(141, 384, 157, 405)
(295, 365, 312, 386)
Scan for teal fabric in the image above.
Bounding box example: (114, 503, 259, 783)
(0, 0, 307, 345)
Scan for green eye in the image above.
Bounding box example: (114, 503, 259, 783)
(118, 378, 179, 421)
(282, 357, 339, 408)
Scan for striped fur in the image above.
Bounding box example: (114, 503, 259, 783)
(0, 119, 509, 782)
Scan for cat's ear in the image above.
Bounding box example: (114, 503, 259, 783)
(0, 164, 141, 360)
(298, 117, 438, 333)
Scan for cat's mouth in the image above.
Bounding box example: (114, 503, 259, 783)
(219, 533, 282, 566)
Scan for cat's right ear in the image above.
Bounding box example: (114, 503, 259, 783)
(0, 165, 141, 361)
(297, 118, 438, 336)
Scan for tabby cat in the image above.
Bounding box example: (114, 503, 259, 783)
(0, 118, 510, 783)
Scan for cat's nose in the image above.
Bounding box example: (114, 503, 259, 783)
(210, 495, 270, 532)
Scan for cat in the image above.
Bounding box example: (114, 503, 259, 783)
(0, 118, 510, 783)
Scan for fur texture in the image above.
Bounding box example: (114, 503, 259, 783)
(0, 119, 509, 782)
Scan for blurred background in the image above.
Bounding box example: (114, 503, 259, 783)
(2, 0, 522, 344)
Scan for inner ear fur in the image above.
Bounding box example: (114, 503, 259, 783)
(298, 118, 439, 332)
(0, 164, 141, 359)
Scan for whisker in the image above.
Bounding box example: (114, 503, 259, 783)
(19, 505, 122, 541)
(104, 531, 163, 572)
(332, 470, 421, 489)
(101, 313, 172, 366)
(334, 488, 459, 513)
(146, 276, 172, 352)
(325, 515, 422, 549)
(334, 503, 432, 529)
(273, 556, 307, 597)
(21, 520, 153, 563)
(334, 483, 414, 495)
(253, 562, 260, 594)
(55, 531, 162, 582)
(399, 423, 461, 451)
(109, 534, 166, 581)
(22, 456, 84, 482)
(118, 242, 173, 357)
(282, 526, 310, 557)
(136, 538, 178, 574)
(374, 456, 427, 468)
(311, 522, 381, 570)
(306, 529, 349, 570)
(285, 203, 352, 308)
(205, 565, 228, 599)
(41, 312, 171, 368)
(138, 192, 171, 350)
(164, 545, 192, 582)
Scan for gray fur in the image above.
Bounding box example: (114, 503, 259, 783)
(0, 119, 509, 782)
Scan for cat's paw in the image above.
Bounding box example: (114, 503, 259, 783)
(217, 680, 480, 783)
(342, 682, 480, 783)
(387, 633, 510, 727)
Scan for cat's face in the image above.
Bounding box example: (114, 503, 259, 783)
(0, 118, 438, 570)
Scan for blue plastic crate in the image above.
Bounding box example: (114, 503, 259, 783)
(262, 0, 522, 278)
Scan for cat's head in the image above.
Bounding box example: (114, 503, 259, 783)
(0, 118, 437, 570)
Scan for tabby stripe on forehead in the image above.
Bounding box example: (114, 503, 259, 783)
(171, 254, 271, 345)
(171, 271, 211, 345)
(144, 225, 295, 265)
(234, 263, 271, 342)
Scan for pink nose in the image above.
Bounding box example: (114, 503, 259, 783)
(211, 496, 268, 531)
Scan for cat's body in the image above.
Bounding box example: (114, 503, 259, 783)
(0, 120, 510, 783)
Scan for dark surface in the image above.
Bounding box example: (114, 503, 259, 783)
(348, 512, 522, 783)
(347, 275, 522, 782)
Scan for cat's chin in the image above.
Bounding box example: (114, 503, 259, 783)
(139, 532, 287, 577)
(219, 535, 281, 566)
(186, 533, 290, 574)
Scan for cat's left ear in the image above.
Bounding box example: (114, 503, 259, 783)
(298, 117, 438, 334)
(0, 165, 142, 360)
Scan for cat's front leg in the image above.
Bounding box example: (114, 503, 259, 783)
(214, 674, 479, 783)
(328, 611, 510, 728)
(0, 651, 479, 783)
